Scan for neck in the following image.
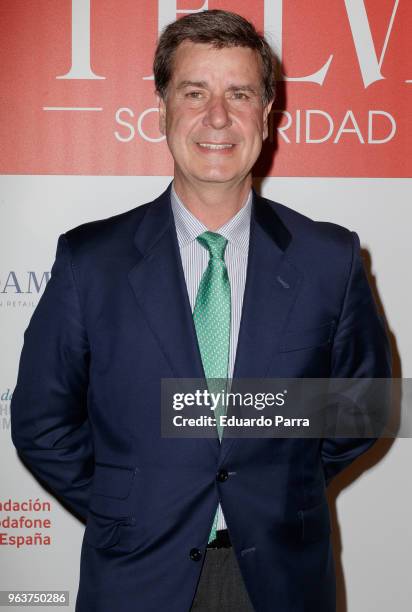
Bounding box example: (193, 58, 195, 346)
(173, 174, 252, 231)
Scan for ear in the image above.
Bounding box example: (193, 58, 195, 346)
(156, 93, 166, 135)
(262, 98, 274, 141)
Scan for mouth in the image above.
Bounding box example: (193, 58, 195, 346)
(196, 142, 236, 153)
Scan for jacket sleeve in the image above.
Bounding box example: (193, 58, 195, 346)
(10, 233, 94, 521)
(321, 231, 392, 486)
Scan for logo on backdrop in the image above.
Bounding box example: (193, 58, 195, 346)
(0, 388, 12, 432)
(0, 271, 50, 309)
(1, 0, 410, 176)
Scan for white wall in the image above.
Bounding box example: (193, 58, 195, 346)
(1, 175, 410, 610)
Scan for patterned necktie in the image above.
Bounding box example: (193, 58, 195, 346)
(193, 231, 231, 543)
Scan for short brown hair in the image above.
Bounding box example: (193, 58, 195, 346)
(153, 10, 277, 105)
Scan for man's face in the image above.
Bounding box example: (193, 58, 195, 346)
(157, 41, 273, 189)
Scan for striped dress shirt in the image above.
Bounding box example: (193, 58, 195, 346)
(170, 182, 252, 531)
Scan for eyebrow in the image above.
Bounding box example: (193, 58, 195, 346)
(176, 80, 208, 90)
(176, 80, 258, 95)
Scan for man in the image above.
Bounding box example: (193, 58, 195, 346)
(11, 10, 391, 612)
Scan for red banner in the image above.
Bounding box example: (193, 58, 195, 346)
(0, 0, 410, 176)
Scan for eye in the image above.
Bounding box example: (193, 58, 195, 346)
(232, 92, 249, 100)
(186, 91, 203, 99)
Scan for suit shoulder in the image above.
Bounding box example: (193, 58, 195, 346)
(63, 202, 148, 249)
(261, 196, 354, 248)
(60, 188, 169, 257)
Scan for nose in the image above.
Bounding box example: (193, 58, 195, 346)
(202, 95, 232, 129)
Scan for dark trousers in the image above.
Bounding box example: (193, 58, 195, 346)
(190, 547, 255, 611)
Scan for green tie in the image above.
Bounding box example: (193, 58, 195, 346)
(193, 231, 231, 543)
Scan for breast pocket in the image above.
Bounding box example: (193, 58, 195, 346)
(84, 462, 139, 550)
(278, 321, 336, 353)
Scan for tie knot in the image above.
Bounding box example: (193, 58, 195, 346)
(197, 231, 228, 260)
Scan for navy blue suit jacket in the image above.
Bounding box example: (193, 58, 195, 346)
(11, 183, 391, 611)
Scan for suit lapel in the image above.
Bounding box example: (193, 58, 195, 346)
(128, 185, 207, 379)
(127, 185, 220, 456)
(219, 191, 303, 464)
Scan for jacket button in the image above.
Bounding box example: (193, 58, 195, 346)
(216, 469, 229, 482)
(189, 548, 202, 562)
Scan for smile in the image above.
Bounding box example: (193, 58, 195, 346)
(197, 143, 235, 150)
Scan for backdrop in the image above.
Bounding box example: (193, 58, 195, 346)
(1, 1, 411, 610)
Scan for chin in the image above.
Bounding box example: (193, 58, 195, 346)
(194, 173, 238, 184)
(193, 166, 239, 183)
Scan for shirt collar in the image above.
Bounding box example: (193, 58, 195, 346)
(170, 181, 252, 254)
